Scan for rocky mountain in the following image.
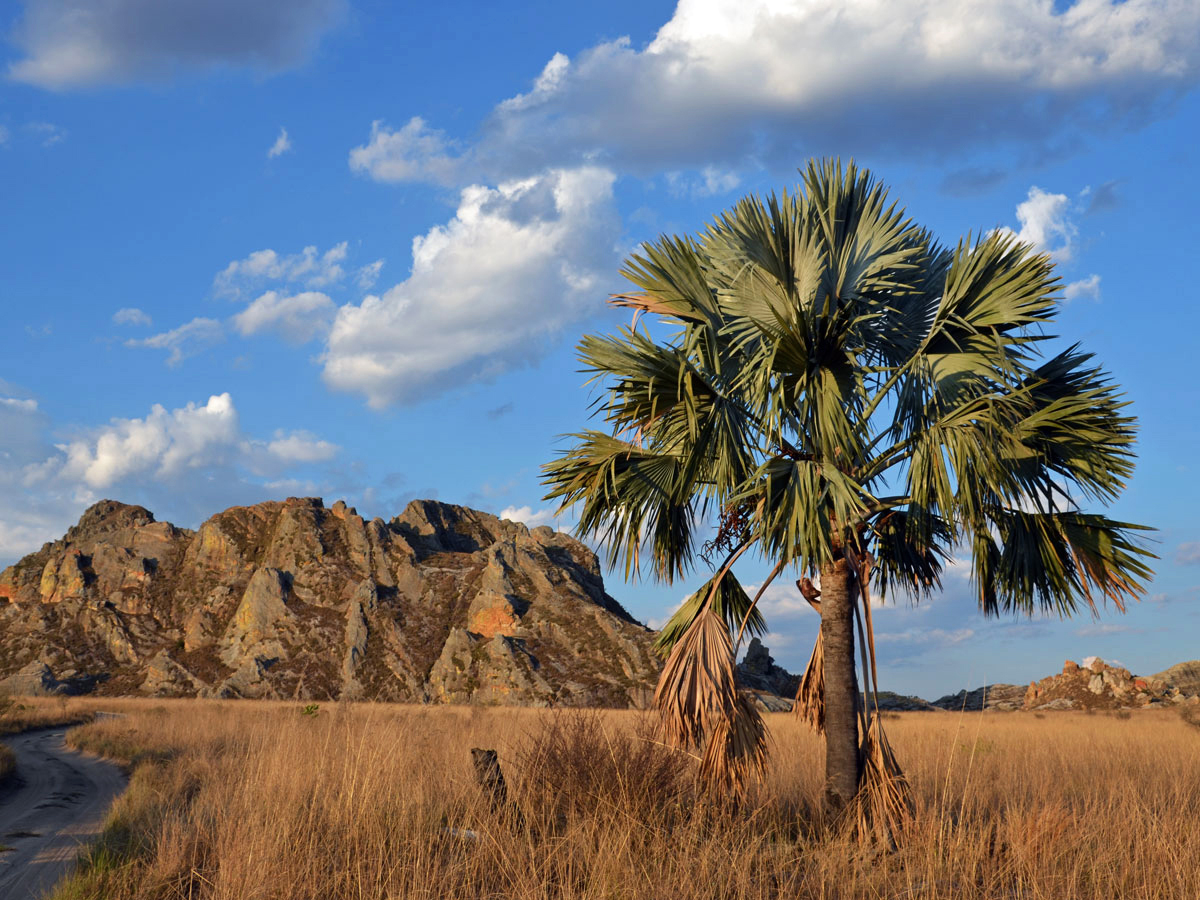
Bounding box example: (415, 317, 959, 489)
(869, 691, 940, 712)
(0, 498, 660, 706)
(734, 654, 1200, 714)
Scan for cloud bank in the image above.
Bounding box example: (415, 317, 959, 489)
(0, 389, 340, 563)
(9, 0, 344, 89)
(27, 392, 337, 489)
(359, 0, 1200, 183)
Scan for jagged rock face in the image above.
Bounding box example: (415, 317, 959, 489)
(737, 638, 800, 698)
(1023, 658, 1199, 710)
(0, 498, 660, 707)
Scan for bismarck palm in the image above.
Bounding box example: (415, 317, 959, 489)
(543, 159, 1152, 834)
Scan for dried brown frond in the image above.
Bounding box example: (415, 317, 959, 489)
(654, 605, 767, 794)
(794, 632, 825, 733)
(655, 606, 740, 750)
(608, 292, 705, 323)
(844, 715, 914, 846)
(698, 692, 768, 795)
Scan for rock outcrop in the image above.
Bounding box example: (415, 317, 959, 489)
(737, 638, 800, 698)
(0, 498, 660, 706)
(932, 684, 1025, 711)
(1023, 657, 1199, 710)
(870, 691, 940, 712)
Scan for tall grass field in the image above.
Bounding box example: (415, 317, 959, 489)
(15, 697, 1199, 900)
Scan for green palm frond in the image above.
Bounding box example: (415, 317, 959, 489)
(973, 509, 1154, 617)
(542, 431, 697, 582)
(870, 508, 950, 601)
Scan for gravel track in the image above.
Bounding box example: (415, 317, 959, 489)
(0, 728, 126, 899)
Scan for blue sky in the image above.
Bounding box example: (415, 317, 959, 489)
(2, 0, 1198, 698)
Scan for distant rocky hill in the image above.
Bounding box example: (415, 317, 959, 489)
(1025, 657, 1199, 710)
(0, 498, 660, 706)
(737, 653, 1200, 714)
(932, 684, 1026, 711)
(1153, 660, 1200, 697)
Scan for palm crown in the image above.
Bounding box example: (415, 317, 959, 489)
(542, 159, 1152, 825)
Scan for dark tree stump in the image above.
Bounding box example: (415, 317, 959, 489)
(471, 747, 509, 812)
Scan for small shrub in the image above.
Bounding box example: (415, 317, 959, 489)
(514, 711, 693, 830)
(300, 704, 320, 717)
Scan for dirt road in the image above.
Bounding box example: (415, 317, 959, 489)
(0, 728, 126, 899)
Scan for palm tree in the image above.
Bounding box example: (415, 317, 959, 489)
(541, 159, 1152, 832)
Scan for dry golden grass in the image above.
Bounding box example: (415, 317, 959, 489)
(32, 699, 1200, 900)
(0, 692, 95, 736)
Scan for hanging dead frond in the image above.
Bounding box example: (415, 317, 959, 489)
(791, 576, 825, 731)
(699, 692, 769, 794)
(655, 606, 740, 750)
(654, 568, 765, 659)
(655, 604, 766, 793)
(794, 632, 825, 733)
(845, 715, 914, 845)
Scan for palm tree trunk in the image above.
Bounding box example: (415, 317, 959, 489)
(820, 556, 860, 814)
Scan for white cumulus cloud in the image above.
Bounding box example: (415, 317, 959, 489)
(215, 242, 348, 298)
(47, 393, 242, 488)
(356, 259, 385, 290)
(321, 165, 620, 407)
(267, 126, 292, 158)
(1008, 186, 1077, 261)
(349, 117, 462, 185)
(28, 393, 339, 490)
(0, 389, 341, 564)
(232, 290, 336, 344)
(0, 397, 39, 413)
(264, 431, 339, 464)
(1064, 273, 1102, 301)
